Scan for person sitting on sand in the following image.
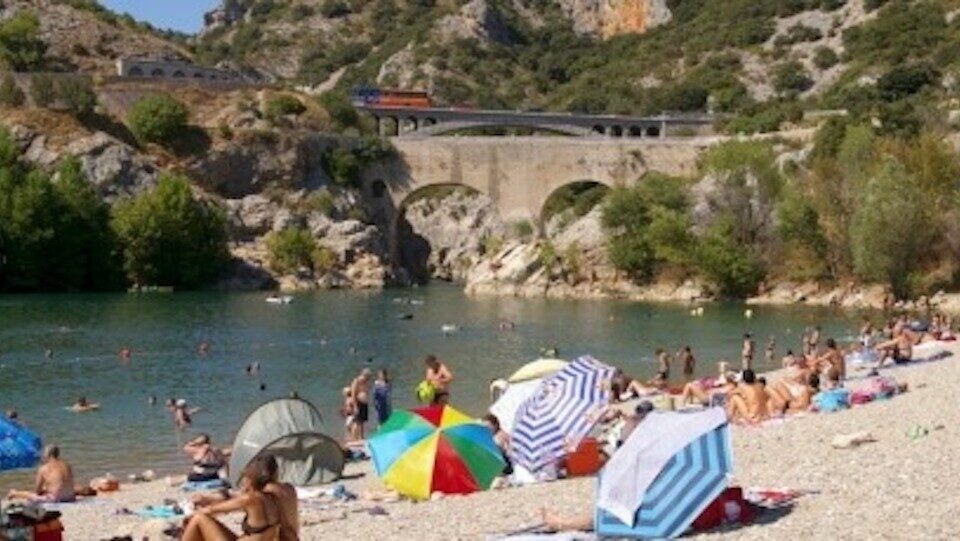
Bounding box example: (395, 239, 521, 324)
(182, 459, 282, 541)
(768, 372, 820, 414)
(7, 445, 76, 503)
(69, 396, 99, 413)
(425, 355, 454, 404)
(726, 369, 768, 424)
(482, 414, 513, 476)
(876, 327, 913, 366)
(191, 455, 298, 541)
(184, 433, 227, 483)
(815, 338, 845, 379)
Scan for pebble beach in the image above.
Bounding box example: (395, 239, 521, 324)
(16, 341, 958, 540)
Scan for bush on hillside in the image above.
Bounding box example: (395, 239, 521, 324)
(0, 12, 46, 71)
(0, 72, 24, 107)
(55, 77, 96, 116)
(29, 73, 55, 106)
(320, 0, 351, 17)
(772, 61, 813, 95)
(265, 227, 317, 274)
(127, 94, 189, 145)
(265, 94, 306, 122)
(812, 47, 839, 70)
(111, 174, 229, 288)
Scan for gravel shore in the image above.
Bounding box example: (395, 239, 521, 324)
(7, 343, 960, 540)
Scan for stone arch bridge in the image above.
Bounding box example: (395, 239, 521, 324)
(360, 136, 711, 257)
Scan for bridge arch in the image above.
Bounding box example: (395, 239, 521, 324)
(538, 180, 612, 230)
(173, 70, 186, 78)
(609, 125, 623, 137)
(128, 66, 143, 76)
(628, 126, 643, 137)
(151, 68, 164, 77)
(646, 126, 661, 138)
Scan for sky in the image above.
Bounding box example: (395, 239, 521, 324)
(100, 1, 222, 34)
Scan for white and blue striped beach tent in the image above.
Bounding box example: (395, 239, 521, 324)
(510, 355, 617, 473)
(595, 408, 733, 539)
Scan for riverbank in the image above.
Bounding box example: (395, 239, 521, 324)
(31, 341, 960, 540)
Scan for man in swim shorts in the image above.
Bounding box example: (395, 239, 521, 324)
(7, 445, 76, 503)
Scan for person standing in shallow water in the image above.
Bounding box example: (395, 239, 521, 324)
(373, 369, 392, 426)
(678, 346, 695, 381)
(741, 333, 755, 371)
(425, 355, 454, 404)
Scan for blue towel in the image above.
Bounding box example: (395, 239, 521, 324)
(137, 505, 183, 519)
(182, 478, 228, 492)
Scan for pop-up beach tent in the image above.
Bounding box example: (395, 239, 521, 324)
(0, 417, 42, 472)
(229, 398, 344, 486)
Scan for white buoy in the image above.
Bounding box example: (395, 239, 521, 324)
(696, 307, 704, 316)
(690, 309, 697, 316)
(744, 309, 753, 319)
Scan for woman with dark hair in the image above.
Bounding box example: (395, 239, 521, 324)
(182, 460, 281, 541)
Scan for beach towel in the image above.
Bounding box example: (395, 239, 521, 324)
(181, 478, 227, 492)
(813, 389, 849, 413)
(137, 505, 184, 519)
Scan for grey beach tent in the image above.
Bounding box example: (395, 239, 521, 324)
(229, 398, 344, 486)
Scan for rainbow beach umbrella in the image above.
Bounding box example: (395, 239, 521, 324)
(368, 404, 505, 500)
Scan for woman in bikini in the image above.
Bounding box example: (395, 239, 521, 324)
(182, 460, 281, 541)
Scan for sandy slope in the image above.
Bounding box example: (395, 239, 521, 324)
(8, 344, 960, 540)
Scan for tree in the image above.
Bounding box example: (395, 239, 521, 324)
(323, 147, 360, 186)
(850, 160, 931, 296)
(0, 72, 24, 107)
(265, 94, 306, 123)
(127, 94, 189, 145)
(0, 12, 46, 71)
(772, 61, 813, 95)
(697, 216, 765, 297)
(111, 174, 229, 288)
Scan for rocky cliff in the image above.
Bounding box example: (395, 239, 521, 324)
(561, 0, 672, 39)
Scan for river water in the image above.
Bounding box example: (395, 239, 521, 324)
(0, 286, 867, 487)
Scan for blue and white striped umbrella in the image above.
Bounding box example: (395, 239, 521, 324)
(0, 417, 42, 472)
(510, 355, 616, 473)
(596, 408, 733, 539)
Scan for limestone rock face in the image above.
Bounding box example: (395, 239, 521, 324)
(434, 0, 515, 45)
(560, 0, 672, 39)
(400, 190, 505, 282)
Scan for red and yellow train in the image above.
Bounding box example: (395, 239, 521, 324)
(351, 87, 432, 108)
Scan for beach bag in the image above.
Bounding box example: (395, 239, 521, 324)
(813, 389, 850, 413)
(415, 380, 436, 403)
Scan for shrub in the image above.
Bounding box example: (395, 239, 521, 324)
(0, 72, 23, 107)
(876, 64, 938, 102)
(812, 47, 839, 70)
(773, 24, 823, 47)
(265, 94, 306, 122)
(265, 227, 317, 274)
(318, 90, 360, 131)
(772, 61, 813, 95)
(312, 244, 337, 274)
(111, 174, 229, 288)
(55, 77, 96, 115)
(320, 0, 350, 17)
(29, 73, 55, 106)
(323, 147, 360, 186)
(304, 190, 336, 216)
(0, 12, 46, 71)
(512, 219, 534, 239)
(127, 94, 189, 145)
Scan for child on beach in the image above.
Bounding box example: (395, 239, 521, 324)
(373, 369, 392, 426)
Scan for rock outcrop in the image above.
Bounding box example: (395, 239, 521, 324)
(560, 0, 672, 39)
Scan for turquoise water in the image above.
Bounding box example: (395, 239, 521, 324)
(0, 286, 867, 487)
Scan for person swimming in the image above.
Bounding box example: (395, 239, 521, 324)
(69, 396, 100, 413)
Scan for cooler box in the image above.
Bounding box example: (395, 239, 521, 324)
(564, 437, 602, 476)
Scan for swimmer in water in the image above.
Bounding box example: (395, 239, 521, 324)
(119, 347, 132, 362)
(44, 348, 53, 359)
(198, 341, 210, 356)
(245, 361, 261, 375)
(148, 395, 157, 406)
(69, 396, 100, 413)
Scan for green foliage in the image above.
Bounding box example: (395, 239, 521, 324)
(0, 11, 45, 71)
(318, 90, 361, 131)
(512, 219, 534, 239)
(127, 94, 189, 145)
(29, 73, 55, 107)
(312, 244, 337, 274)
(773, 24, 822, 47)
(0, 72, 23, 107)
(772, 61, 813, 96)
(323, 148, 360, 187)
(542, 182, 608, 223)
(265, 94, 306, 122)
(876, 64, 938, 102)
(812, 46, 839, 70)
(111, 174, 229, 288)
(843, 1, 946, 65)
(265, 227, 317, 274)
(809, 116, 850, 160)
(320, 0, 351, 17)
(696, 216, 764, 297)
(0, 137, 119, 291)
(850, 160, 931, 296)
(304, 190, 336, 217)
(55, 77, 96, 116)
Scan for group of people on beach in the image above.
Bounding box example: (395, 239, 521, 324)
(340, 354, 454, 442)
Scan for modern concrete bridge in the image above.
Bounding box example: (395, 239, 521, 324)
(356, 105, 715, 139)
